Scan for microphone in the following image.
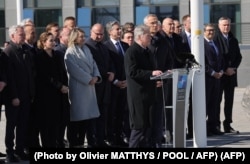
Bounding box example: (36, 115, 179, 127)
(176, 52, 194, 63)
(187, 58, 200, 66)
(176, 52, 200, 66)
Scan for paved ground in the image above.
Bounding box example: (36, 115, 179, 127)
(0, 87, 249, 163)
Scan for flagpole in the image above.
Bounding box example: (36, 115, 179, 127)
(16, 0, 23, 24)
(190, 0, 207, 147)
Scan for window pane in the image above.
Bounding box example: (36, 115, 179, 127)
(204, 4, 210, 24)
(77, 8, 91, 26)
(23, 9, 34, 21)
(135, 1, 179, 24)
(150, 6, 179, 21)
(34, 9, 62, 26)
(35, 0, 62, 8)
(135, 6, 150, 25)
(92, 7, 120, 25)
(0, 10, 4, 27)
(136, 0, 179, 5)
(212, 0, 240, 3)
(150, 0, 179, 5)
(77, 8, 91, 37)
(34, 9, 62, 36)
(136, 0, 150, 5)
(0, 10, 5, 46)
(93, 0, 119, 6)
(77, 0, 91, 7)
(210, 4, 240, 23)
(24, 0, 34, 8)
(210, 4, 241, 42)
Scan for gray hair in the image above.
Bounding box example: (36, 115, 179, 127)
(143, 14, 158, 25)
(106, 21, 120, 33)
(8, 25, 23, 37)
(134, 24, 150, 41)
(20, 18, 34, 26)
(218, 16, 231, 24)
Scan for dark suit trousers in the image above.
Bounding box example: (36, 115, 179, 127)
(107, 86, 127, 143)
(129, 128, 151, 148)
(206, 78, 221, 131)
(218, 75, 235, 126)
(5, 98, 30, 154)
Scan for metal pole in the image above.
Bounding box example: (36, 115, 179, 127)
(16, 0, 23, 24)
(190, 0, 207, 147)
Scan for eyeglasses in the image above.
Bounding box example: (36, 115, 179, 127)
(205, 29, 215, 32)
(92, 31, 104, 36)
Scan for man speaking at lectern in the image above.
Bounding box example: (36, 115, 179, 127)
(124, 25, 163, 148)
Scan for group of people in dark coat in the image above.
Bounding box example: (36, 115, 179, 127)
(0, 17, 75, 162)
(125, 15, 242, 147)
(0, 13, 242, 158)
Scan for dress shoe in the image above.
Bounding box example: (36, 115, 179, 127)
(16, 151, 29, 161)
(0, 152, 6, 158)
(94, 141, 113, 148)
(116, 138, 129, 147)
(6, 153, 20, 163)
(211, 129, 224, 135)
(224, 126, 239, 134)
(123, 137, 129, 144)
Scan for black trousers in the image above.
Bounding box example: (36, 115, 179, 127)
(5, 98, 30, 154)
(129, 128, 151, 148)
(218, 76, 235, 127)
(67, 120, 90, 147)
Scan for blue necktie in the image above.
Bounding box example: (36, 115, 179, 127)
(209, 41, 218, 55)
(115, 42, 123, 56)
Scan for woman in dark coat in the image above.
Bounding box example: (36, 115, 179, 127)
(34, 32, 68, 147)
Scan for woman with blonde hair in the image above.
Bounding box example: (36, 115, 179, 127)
(64, 28, 102, 147)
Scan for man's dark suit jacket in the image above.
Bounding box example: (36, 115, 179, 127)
(104, 40, 129, 82)
(204, 39, 224, 76)
(124, 42, 156, 129)
(214, 31, 242, 87)
(85, 38, 115, 104)
(180, 31, 191, 53)
(3, 41, 34, 102)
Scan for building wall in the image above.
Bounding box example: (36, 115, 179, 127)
(179, 0, 190, 21)
(5, 0, 17, 28)
(241, 0, 250, 44)
(5, 0, 18, 41)
(62, 0, 76, 20)
(120, 0, 134, 25)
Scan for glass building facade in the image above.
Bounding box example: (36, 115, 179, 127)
(0, 0, 248, 45)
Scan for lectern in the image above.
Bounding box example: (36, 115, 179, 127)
(151, 68, 196, 148)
